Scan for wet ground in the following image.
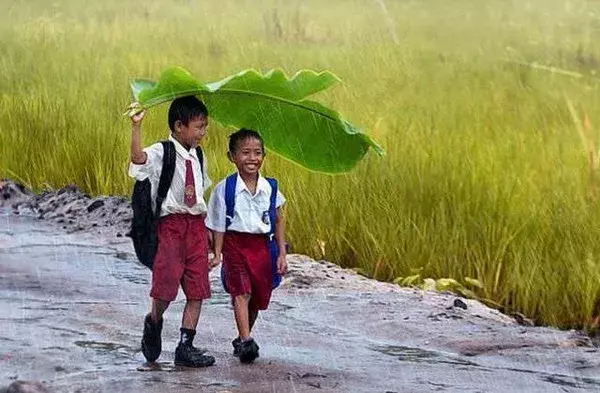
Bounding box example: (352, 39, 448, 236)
(1, 209, 600, 392)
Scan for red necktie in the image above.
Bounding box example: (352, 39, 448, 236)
(184, 159, 197, 208)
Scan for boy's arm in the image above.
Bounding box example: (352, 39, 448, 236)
(205, 183, 226, 269)
(130, 107, 147, 164)
(210, 231, 224, 269)
(127, 106, 162, 181)
(275, 206, 287, 275)
(275, 207, 286, 254)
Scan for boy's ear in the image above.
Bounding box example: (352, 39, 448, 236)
(174, 120, 182, 133)
(226, 151, 235, 163)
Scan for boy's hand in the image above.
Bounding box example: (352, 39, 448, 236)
(276, 254, 288, 275)
(209, 254, 222, 270)
(125, 102, 146, 124)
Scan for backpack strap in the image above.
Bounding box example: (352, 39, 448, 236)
(221, 173, 238, 293)
(195, 146, 204, 177)
(266, 178, 278, 239)
(155, 141, 176, 218)
(266, 177, 282, 289)
(224, 174, 237, 230)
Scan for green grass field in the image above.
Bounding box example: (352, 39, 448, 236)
(2, 0, 600, 332)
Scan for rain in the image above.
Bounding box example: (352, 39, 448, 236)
(2, 0, 600, 392)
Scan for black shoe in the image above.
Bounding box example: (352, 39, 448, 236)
(238, 339, 259, 364)
(141, 314, 162, 362)
(174, 342, 215, 367)
(232, 337, 241, 357)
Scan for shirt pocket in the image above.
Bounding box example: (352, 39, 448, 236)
(252, 193, 271, 225)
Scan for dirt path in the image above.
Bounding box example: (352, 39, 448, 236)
(1, 182, 599, 392)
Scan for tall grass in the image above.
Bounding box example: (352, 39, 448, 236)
(2, 0, 600, 331)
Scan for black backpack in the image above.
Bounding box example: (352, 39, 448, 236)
(130, 141, 204, 270)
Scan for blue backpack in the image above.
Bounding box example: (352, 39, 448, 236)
(220, 174, 282, 291)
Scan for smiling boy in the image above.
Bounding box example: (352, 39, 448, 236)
(128, 95, 215, 367)
(206, 128, 287, 363)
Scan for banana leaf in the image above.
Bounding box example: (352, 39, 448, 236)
(129, 66, 384, 173)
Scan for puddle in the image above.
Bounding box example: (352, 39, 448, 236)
(372, 345, 478, 367)
(0, 316, 45, 323)
(110, 270, 149, 285)
(41, 324, 86, 336)
(21, 306, 69, 311)
(115, 252, 131, 260)
(269, 301, 295, 311)
(540, 374, 600, 390)
(0, 243, 116, 255)
(74, 340, 135, 354)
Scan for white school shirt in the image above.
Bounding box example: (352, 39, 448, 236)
(205, 173, 285, 234)
(128, 136, 211, 217)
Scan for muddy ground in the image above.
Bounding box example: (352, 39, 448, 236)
(1, 180, 599, 392)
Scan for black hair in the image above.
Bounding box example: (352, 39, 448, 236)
(228, 128, 265, 154)
(168, 95, 208, 132)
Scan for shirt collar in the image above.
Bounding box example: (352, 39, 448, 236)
(235, 173, 269, 197)
(169, 135, 199, 160)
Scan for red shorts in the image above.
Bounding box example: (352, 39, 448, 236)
(151, 214, 210, 301)
(223, 232, 273, 311)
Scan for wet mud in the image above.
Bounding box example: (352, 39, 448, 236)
(1, 182, 600, 392)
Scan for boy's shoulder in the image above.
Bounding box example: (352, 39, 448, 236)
(214, 177, 227, 189)
(259, 175, 279, 187)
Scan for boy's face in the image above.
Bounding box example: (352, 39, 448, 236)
(229, 137, 264, 177)
(175, 114, 208, 148)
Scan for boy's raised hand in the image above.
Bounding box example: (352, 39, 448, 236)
(125, 102, 146, 124)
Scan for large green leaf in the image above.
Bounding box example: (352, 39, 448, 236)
(133, 67, 207, 106)
(205, 68, 341, 101)
(129, 66, 384, 173)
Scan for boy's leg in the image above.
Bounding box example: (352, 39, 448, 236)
(142, 299, 170, 363)
(174, 216, 214, 367)
(182, 299, 202, 329)
(233, 294, 252, 339)
(231, 297, 258, 358)
(151, 298, 170, 323)
(248, 306, 259, 332)
(143, 216, 186, 363)
(233, 294, 260, 363)
(223, 242, 252, 355)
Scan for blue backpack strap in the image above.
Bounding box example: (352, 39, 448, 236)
(221, 173, 238, 293)
(266, 178, 278, 238)
(224, 174, 237, 230)
(266, 178, 282, 289)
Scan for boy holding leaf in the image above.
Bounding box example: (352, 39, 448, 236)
(128, 96, 215, 368)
